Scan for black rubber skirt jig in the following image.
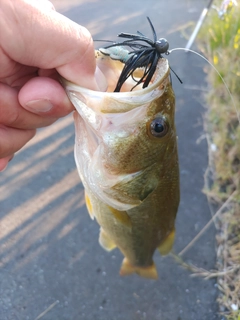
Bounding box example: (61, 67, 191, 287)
(98, 17, 178, 92)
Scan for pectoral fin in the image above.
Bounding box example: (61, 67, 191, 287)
(109, 207, 132, 228)
(99, 228, 116, 252)
(119, 258, 158, 279)
(158, 229, 175, 256)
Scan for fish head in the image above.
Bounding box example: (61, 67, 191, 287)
(63, 52, 177, 211)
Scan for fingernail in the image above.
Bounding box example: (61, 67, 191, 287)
(25, 99, 53, 113)
(94, 66, 108, 92)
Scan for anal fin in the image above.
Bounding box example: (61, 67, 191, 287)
(119, 258, 158, 279)
(158, 229, 175, 256)
(99, 228, 116, 252)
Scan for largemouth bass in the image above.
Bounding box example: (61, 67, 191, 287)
(63, 51, 179, 279)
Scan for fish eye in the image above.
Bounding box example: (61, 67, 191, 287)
(149, 117, 168, 138)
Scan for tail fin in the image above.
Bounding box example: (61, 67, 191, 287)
(119, 258, 158, 279)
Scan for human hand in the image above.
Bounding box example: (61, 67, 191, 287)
(0, 0, 107, 171)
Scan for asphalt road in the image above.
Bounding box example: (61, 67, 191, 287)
(0, 1, 220, 319)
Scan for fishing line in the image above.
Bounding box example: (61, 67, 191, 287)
(168, 47, 240, 124)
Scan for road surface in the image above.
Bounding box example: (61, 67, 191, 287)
(0, 1, 220, 319)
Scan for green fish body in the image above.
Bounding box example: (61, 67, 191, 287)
(63, 51, 179, 279)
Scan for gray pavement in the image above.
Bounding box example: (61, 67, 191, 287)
(0, 1, 220, 319)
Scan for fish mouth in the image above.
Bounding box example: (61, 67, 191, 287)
(63, 52, 170, 113)
(63, 54, 171, 210)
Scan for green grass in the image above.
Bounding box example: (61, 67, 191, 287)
(197, 1, 240, 318)
(226, 311, 240, 320)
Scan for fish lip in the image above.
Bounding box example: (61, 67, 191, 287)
(61, 57, 170, 99)
(62, 61, 170, 115)
(63, 70, 168, 97)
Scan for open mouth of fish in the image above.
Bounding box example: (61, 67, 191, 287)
(62, 52, 171, 212)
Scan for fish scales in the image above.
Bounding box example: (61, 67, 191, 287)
(101, 87, 175, 174)
(63, 51, 180, 279)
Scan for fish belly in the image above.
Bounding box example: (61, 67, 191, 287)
(84, 162, 179, 279)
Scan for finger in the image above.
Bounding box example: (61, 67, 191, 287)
(18, 77, 75, 116)
(0, 82, 72, 129)
(0, 0, 107, 91)
(0, 155, 14, 172)
(0, 125, 36, 158)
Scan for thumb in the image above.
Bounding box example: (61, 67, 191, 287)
(0, 0, 107, 91)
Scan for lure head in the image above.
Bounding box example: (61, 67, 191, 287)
(155, 38, 169, 55)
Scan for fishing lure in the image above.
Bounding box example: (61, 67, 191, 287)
(99, 16, 181, 92)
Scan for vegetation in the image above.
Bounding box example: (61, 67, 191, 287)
(197, 1, 240, 318)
